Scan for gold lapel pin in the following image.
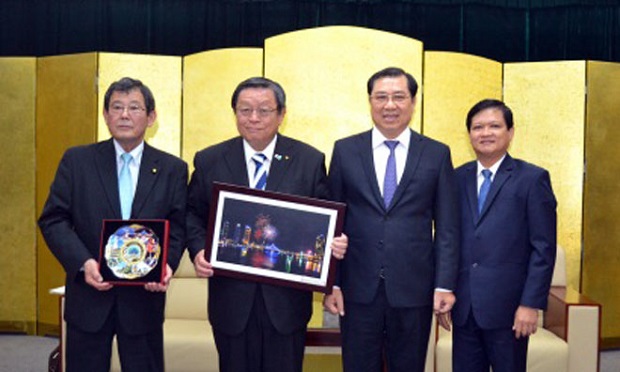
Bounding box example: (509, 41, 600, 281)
(152, 168, 158, 174)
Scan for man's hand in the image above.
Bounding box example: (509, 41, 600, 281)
(323, 287, 345, 316)
(193, 249, 214, 278)
(513, 305, 539, 339)
(145, 264, 173, 292)
(83, 258, 113, 291)
(330, 233, 348, 260)
(434, 291, 455, 331)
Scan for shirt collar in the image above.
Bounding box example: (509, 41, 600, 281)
(477, 154, 506, 176)
(371, 127, 411, 151)
(243, 134, 278, 164)
(113, 139, 144, 163)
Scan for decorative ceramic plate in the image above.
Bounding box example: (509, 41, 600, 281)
(105, 224, 161, 279)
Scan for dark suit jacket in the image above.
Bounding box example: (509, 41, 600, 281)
(329, 129, 459, 307)
(452, 154, 557, 329)
(186, 135, 329, 335)
(38, 139, 188, 335)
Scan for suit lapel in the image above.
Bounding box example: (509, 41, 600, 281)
(224, 137, 250, 187)
(266, 135, 293, 192)
(477, 154, 515, 222)
(95, 139, 122, 218)
(132, 143, 160, 218)
(357, 131, 384, 210)
(387, 129, 423, 211)
(463, 162, 479, 223)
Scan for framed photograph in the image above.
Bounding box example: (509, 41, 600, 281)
(98, 219, 169, 285)
(205, 182, 345, 293)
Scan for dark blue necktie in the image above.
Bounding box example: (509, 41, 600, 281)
(252, 153, 268, 190)
(119, 153, 133, 219)
(383, 140, 399, 208)
(478, 169, 492, 213)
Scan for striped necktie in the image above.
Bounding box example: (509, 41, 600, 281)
(252, 153, 268, 190)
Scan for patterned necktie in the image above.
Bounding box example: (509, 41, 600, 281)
(383, 140, 399, 208)
(119, 153, 134, 219)
(478, 169, 493, 213)
(252, 153, 268, 190)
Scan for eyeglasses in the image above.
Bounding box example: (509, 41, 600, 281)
(370, 93, 411, 105)
(109, 104, 146, 115)
(236, 107, 278, 118)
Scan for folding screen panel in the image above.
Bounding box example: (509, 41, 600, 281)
(264, 26, 423, 165)
(583, 61, 620, 347)
(182, 48, 263, 166)
(0, 57, 37, 334)
(423, 51, 502, 168)
(97, 53, 182, 157)
(36, 53, 99, 334)
(503, 61, 586, 293)
(36, 53, 182, 334)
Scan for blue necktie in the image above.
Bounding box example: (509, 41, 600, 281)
(478, 169, 492, 213)
(383, 140, 399, 208)
(252, 153, 268, 190)
(119, 153, 134, 219)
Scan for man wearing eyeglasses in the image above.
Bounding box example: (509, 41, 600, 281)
(323, 67, 459, 372)
(39, 77, 187, 372)
(186, 77, 347, 372)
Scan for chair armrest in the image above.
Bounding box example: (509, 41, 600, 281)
(544, 286, 601, 372)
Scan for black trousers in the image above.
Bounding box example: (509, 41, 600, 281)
(65, 304, 164, 372)
(340, 280, 433, 372)
(453, 310, 529, 372)
(212, 287, 307, 372)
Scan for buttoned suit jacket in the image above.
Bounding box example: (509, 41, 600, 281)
(186, 135, 329, 335)
(38, 139, 188, 335)
(452, 154, 557, 329)
(329, 129, 459, 307)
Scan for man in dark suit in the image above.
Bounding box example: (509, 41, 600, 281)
(323, 67, 459, 372)
(186, 77, 347, 372)
(38, 77, 188, 372)
(452, 99, 557, 372)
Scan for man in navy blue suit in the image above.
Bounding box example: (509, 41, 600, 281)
(323, 67, 459, 372)
(452, 99, 557, 372)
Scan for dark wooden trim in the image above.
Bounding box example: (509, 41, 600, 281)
(305, 328, 341, 347)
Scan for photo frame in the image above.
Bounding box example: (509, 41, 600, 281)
(205, 182, 345, 293)
(98, 219, 169, 285)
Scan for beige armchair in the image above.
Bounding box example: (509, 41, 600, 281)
(432, 245, 601, 372)
(111, 250, 218, 371)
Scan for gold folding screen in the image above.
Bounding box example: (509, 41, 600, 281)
(182, 48, 263, 166)
(583, 61, 620, 347)
(423, 51, 503, 167)
(97, 53, 183, 156)
(36, 53, 99, 334)
(503, 62, 586, 293)
(0, 58, 37, 334)
(2, 25, 619, 347)
(35, 53, 181, 334)
(264, 26, 423, 164)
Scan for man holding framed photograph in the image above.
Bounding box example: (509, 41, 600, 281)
(186, 77, 347, 372)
